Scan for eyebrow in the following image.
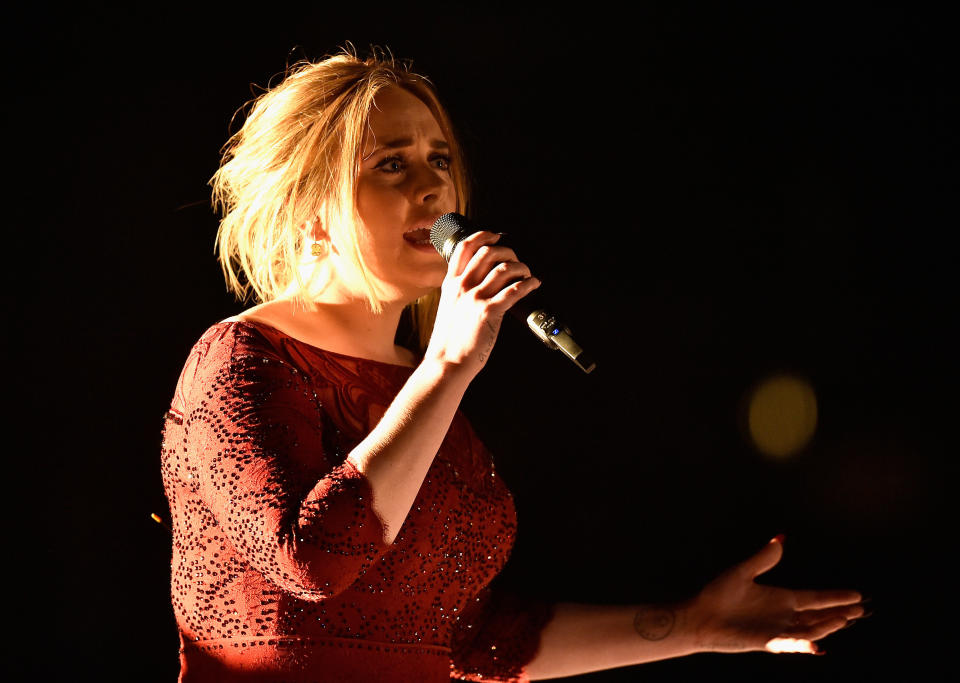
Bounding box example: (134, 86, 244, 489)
(373, 137, 450, 153)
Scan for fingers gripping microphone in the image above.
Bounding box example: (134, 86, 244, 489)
(430, 212, 596, 374)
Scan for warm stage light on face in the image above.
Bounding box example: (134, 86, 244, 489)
(746, 374, 818, 458)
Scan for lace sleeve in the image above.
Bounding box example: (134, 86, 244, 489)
(449, 583, 556, 682)
(176, 346, 391, 601)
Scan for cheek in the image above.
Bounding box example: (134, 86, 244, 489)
(355, 182, 405, 259)
(362, 184, 411, 229)
(440, 176, 457, 208)
(355, 181, 389, 225)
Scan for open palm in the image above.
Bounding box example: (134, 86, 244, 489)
(690, 538, 865, 654)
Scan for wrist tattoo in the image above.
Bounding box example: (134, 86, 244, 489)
(478, 320, 497, 362)
(633, 606, 676, 641)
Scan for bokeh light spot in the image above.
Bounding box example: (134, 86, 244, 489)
(747, 374, 818, 458)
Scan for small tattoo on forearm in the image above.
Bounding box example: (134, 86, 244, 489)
(478, 320, 497, 363)
(633, 606, 676, 641)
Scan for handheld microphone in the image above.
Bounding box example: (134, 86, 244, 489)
(430, 212, 596, 374)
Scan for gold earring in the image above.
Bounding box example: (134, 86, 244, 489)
(310, 241, 325, 257)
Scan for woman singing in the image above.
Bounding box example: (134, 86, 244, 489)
(160, 49, 865, 682)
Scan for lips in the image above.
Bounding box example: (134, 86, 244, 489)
(402, 227, 433, 246)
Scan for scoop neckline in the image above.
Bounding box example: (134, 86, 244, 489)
(216, 319, 418, 371)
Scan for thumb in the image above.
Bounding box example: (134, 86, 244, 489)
(741, 536, 785, 579)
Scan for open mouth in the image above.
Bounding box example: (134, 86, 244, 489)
(402, 227, 433, 246)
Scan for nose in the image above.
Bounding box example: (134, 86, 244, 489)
(409, 162, 447, 206)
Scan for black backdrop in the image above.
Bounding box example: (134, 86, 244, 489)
(14, 3, 953, 680)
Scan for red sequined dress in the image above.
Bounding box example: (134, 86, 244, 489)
(161, 320, 555, 682)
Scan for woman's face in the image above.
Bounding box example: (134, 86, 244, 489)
(353, 85, 456, 301)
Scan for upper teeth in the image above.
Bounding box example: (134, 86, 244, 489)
(405, 228, 431, 242)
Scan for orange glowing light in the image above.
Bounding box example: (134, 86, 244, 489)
(765, 637, 819, 654)
(151, 513, 163, 524)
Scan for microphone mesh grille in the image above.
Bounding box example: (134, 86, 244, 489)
(430, 212, 470, 262)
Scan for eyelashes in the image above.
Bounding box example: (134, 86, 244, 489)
(374, 154, 452, 174)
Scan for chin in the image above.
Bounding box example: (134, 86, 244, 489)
(414, 261, 447, 290)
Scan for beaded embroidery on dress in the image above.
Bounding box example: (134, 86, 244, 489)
(161, 321, 554, 682)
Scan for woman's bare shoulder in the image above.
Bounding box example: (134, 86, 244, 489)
(220, 300, 289, 326)
(220, 300, 333, 353)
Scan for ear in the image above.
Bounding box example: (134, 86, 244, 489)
(304, 218, 330, 242)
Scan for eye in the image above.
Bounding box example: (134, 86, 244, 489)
(376, 155, 406, 174)
(373, 153, 451, 175)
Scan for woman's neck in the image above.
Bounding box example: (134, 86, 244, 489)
(297, 296, 412, 365)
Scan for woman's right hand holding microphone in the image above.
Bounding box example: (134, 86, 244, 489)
(425, 231, 541, 381)
(348, 231, 539, 544)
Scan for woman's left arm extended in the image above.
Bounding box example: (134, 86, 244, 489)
(525, 537, 865, 680)
(525, 601, 697, 680)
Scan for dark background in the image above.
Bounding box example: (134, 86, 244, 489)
(14, 3, 953, 680)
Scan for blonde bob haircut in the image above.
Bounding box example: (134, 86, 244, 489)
(210, 48, 469, 352)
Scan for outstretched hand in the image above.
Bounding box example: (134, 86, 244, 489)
(688, 537, 865, 654)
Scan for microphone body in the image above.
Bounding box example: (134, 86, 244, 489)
(430, 213, 596, 374)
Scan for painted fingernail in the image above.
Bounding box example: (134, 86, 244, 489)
(769, 534, 786, 545)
